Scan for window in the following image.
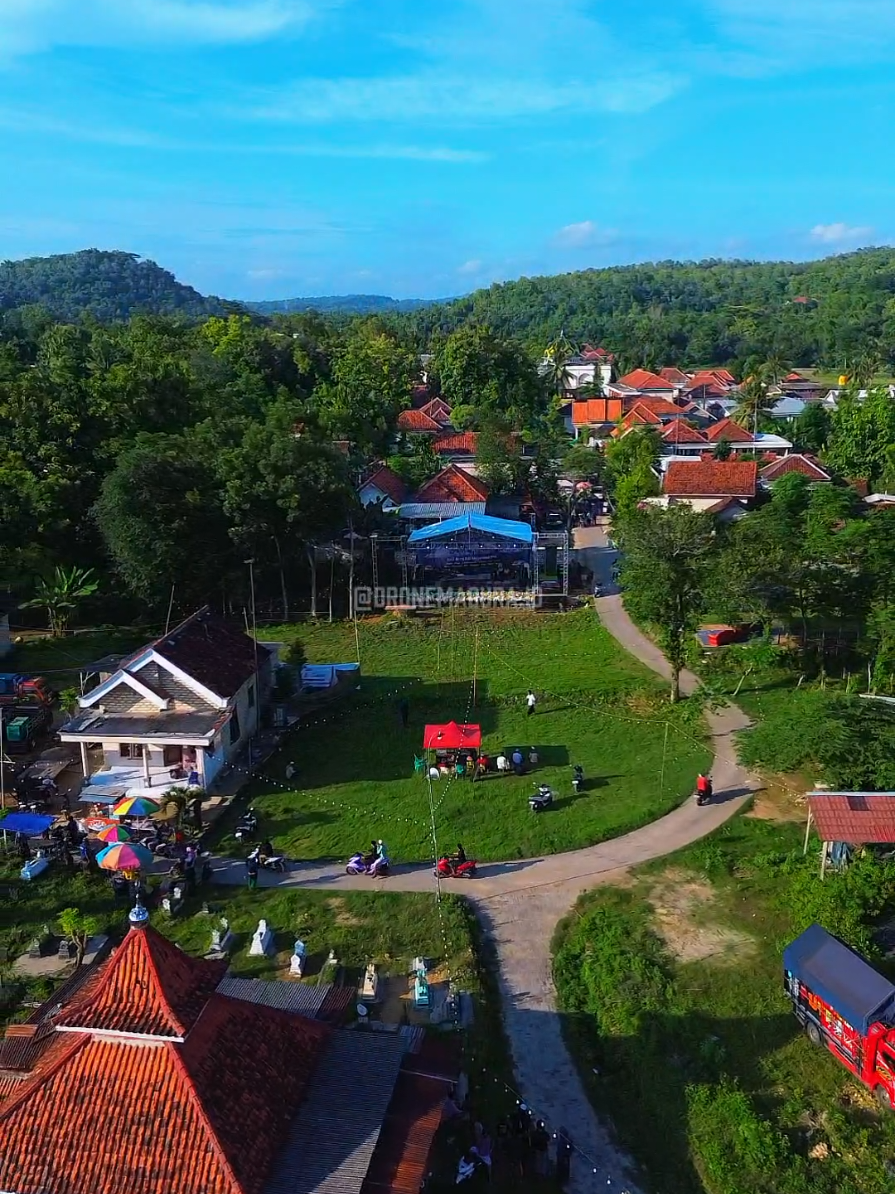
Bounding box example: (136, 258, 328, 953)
(229, 710, 241, 745)
(163, 745, 182, 767)
(247, 684, 255, 709)
(119, 743, 143, 759)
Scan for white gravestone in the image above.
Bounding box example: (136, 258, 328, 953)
(249, 918, 275, 956)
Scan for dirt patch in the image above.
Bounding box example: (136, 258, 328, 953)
(376, 964, 451, 1026)
(746, 773, 809, 823)
(326, 897, 362, 927)
(648, 869, 754, 964)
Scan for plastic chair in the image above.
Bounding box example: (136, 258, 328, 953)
(413, 755, 426, 775)
(455, 761, 466, 779)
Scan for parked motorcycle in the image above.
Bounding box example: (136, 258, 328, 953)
(346, 851, 390, 877)
(247, 845, 287, 873)
(529, 783, 554, 812)
(435, 855, 477, 879)
(235, 809, 258, 843)
(572, 765, 584, 795)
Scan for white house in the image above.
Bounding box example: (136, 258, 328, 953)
(59, 607, 273, 795)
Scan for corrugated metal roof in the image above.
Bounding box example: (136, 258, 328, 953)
(809, 792, 895, 844)
(399, 502, 487, 519)
(265, 1031, 407, 1194)
(217, 977, 329, 1018)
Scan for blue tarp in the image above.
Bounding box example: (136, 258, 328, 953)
(783, 922, 895, 1034)
(0, 812, 55, 836)
(407, 513, 533, 544)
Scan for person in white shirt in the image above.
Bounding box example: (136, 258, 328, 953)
(496, 752, 509, 773)
(526, 690, 536, 716)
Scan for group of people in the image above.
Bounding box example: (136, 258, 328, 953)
(443, 1087, 573, 1186)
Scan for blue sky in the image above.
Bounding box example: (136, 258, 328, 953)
(0, 0, 893, 300)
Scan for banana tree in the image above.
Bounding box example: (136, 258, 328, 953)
(21, 566, 99, 636)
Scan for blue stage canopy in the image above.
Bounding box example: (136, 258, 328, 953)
(0, 812, 55, 836)
(407, 513, 533, 545)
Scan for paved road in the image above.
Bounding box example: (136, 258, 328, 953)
(214, 523, 756, 1194)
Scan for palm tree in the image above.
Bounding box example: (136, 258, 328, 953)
(543, 333, 576, 397)
(21, 566, 99, 637)
(162, 786, 196, 829)
(732, 364, 780, 436)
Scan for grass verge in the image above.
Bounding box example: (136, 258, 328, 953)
(553, 814, 895, 1194)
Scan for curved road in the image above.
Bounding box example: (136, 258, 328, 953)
(215, 525, 755, 1193)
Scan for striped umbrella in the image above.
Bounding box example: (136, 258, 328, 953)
(96, 823, 132, 843)
(96, 842, 154, 872)
(111, 795, 163, 818)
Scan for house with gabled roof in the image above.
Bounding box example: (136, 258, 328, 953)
(414, 464, 489, 505)
(0, 903, 456, 1194)
(419, 397, 453, 426)
(432, 431, 478, 462)
(358, 464, 408, 510)
(396, 409, 441, 434)
(59, 608, 273, 794)
(616, 368, 678, 394)
(760, 454, 831, 485)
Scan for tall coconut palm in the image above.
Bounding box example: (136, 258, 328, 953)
(543, 333, 576, 397)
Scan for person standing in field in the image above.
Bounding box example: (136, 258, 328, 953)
(526, 690, 537, 717)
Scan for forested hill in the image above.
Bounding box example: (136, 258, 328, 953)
(246, 294, 438, 315)
(405, 248, 895, 370)
(0, 250, 229, 322)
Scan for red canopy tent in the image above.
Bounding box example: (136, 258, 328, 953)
(423, 722, 482, 751)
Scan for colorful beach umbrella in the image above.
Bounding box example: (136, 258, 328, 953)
(96, 842, 154, 871)
(96, 823, 132, 843)
(111, 795, 163, 818)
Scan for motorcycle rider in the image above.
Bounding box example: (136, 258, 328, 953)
(572, 764, 584, 792)
(258, 839, 275, 862)
(695, 773, 713, 803)
(454, 843, 467, 866)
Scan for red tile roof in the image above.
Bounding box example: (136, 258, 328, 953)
(686, 369, 737, 393)
(419, 398, 453, 425)
(433, 431, 478, 454)
(624, 396, 686, 418)
(360, 465, 408, 505)
(580, 344, 613, 360)
(617, 368, 675, 391)
(706, 417, 754, 443)
(808, 793, 895, 844)
(663, 460, 758, 498)
(659, 367, 688, 384)
(397, 409, 441, 433)
(571, 398, 623, 425)
(621, 403, 662, 426)
(0, 924, 331, 1194)
(661, 422, 707, 444)
(135, 608, 270, 701)
(760, 454, 830, 482)
(55, 924, 227, 1037)
(784, 371, 807, 382)
(415, 465, 489, 503)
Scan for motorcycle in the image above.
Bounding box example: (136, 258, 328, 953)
(235, 809, 258, 843)
(435, 855, 477, 879)
(529, 783, 554, 812)
(247, 845, 287, 873)
(694, 781, 713, 807)
(346, 852, 390, 877)
(572, 765, 584, 795)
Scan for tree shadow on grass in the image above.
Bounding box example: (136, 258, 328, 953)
(552, 1005, 803, 1194)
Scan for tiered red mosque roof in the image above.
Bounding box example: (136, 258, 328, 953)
(0, 910, 329, 1194)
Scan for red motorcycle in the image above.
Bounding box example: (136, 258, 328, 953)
(436, 855, 477, 879)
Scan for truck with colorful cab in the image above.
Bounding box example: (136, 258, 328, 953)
(784, 923, 895, 1109)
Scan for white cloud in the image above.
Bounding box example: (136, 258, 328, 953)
(252, 70, 679, 124)
(552, 220, 618, 249)
(242, 0, 683, 127)
(707, 0, 895, 63)
(810, 222, 874, 244)
(457, 259, 483, 274)
(0, 0, 314, 58)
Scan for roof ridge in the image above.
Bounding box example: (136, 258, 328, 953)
(166, 1032, 246, 1194)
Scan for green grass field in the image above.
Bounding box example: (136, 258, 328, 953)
(553, 815, 895, 1194)
(219, 609, 709, 863)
